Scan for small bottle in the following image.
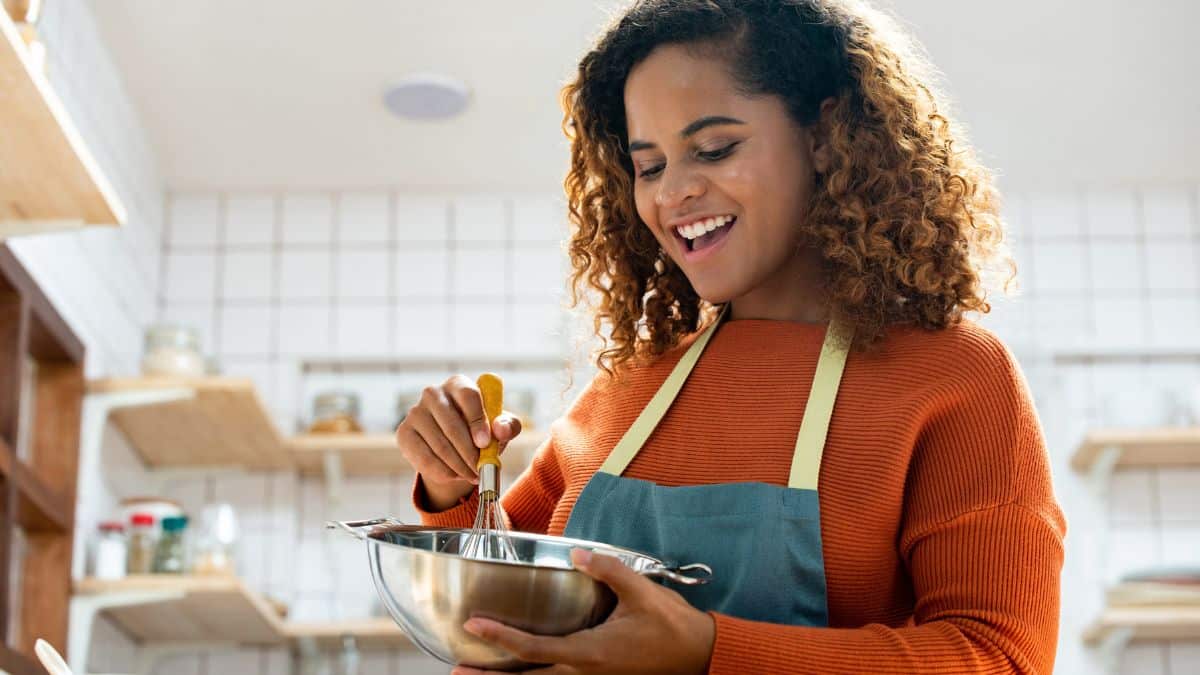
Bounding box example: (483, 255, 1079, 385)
(126, 513, 157, 575)
(153, 515, 189, 574)
(93, 521, 127, 580)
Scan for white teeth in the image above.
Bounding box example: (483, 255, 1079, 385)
(677, 215, 733, 240)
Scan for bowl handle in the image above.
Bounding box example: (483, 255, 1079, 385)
(638, 562, 713, 586)
(325, 517, 406, 540)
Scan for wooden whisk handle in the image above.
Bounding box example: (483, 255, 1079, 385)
(476, 373, 503, 472)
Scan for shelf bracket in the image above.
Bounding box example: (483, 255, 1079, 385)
(323, 450, 344, 504)
(68, 588, 186, 674)
(1096, 626, 1134, 675)
(1087, 444, 1123, 500)
(75, 387, 196, 580)
(133, 641, 244, 675)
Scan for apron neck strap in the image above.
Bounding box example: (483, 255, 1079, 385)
(597, 304, 853, 491)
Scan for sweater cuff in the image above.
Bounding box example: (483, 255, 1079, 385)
(706, 611, 800, 675)
(411, 473, 480, 528)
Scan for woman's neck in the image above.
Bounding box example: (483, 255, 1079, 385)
(727, 246, 827, 323)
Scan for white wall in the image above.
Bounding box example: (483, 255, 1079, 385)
(978, 185, 1200, 675)
(152, 184, 1200, 675)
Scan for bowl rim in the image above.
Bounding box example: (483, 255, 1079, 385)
(363, 523, 667, 572)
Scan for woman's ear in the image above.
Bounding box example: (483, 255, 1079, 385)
(810, 96, 838, 175)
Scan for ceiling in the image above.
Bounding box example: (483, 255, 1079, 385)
(90, 0, 1200, 192)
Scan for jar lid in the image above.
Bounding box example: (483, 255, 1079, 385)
(130, 513, 156, 526)
(99, 521, 125, 532)
(144, 323, 200, 351)
(314, 390, 361, 418)
(162, 515, 189, 532)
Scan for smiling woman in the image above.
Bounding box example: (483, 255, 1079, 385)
(403, 2, 1065, 674)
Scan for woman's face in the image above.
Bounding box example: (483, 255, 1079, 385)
(624, 43, 830, 310)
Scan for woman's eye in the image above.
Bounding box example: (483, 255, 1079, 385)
(638, 165, 664, 179)
(698, 142, 739, 161)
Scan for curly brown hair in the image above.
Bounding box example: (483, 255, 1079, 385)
(559, 0, 1011, 379)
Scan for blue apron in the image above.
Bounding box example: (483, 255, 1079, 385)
(562, 305, 851, 626)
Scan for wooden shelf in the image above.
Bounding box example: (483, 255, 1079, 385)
(284, 618, 414, 651)
(0, 444, 72, 532)
(1083, 603, 1200, 645)
(0, 9, 125, 235)
(287, 429, 550, 476)
(1071, 428, 1200, 473)
(88, 377, 290, 471)
(75, 577, 414, 651)
(75, 575, 286, 645)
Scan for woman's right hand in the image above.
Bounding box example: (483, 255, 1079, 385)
(395, 374, 523, 511)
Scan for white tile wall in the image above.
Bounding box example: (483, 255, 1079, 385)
(121, 180, 1200, 675)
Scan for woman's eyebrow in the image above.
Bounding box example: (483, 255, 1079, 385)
(628, 115, 747, 152)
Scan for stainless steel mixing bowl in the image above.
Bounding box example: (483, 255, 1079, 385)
(330, 518, 712, 671)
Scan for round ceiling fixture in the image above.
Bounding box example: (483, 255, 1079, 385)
(382, 74, 471, 120)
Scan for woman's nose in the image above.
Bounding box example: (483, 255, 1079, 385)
(654, 165, 706, 208)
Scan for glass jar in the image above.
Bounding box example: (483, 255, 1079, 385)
(141, 323, 205, 377)
(394, 389, 423, 428)
(93, 521, 127, 580)
(309, 391, 363, 433)
(126, 513, 157, 575)
(193, 503, 239, 576)
(153, 515, 189, 574)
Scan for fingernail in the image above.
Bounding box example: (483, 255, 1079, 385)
(474, 429, 489, 447)
(573, 548, 592, 566)
(463, 619, 483, 635)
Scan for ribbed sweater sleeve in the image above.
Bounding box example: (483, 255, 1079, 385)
(707, 334, 1066, 674)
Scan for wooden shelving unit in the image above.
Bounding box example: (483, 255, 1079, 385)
(1071, 428, 1200, 473)
(287, 428, 550, 476)
(0, 6, 126, 237)
(74, 576, 414, 651)
(87, 377, 291, 470)
(0, 246, 85, 674)
(1083, 604, 1200, 645)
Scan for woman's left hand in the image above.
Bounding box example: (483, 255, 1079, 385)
(451, 548, 715, 675)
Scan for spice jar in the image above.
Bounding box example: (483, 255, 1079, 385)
(193, 503, 239, 576)
(141, 323, 205, 377)
(126, 513, 157, 575)
(93, 521, 127, 580)
(153, 515, 189, 574)
(308, 391, 363, 433)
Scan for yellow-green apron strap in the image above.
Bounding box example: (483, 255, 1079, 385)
(787, 321, 853, 490)
(598, 305, 731, 476)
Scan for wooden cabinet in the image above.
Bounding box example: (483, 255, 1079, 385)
(0, 245, 84, 674)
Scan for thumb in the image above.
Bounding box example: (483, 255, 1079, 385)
(571, 548, 649, 601)
(491, 413, 522, 444)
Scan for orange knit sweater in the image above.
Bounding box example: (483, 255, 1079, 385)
(415, 318, 1067, 674)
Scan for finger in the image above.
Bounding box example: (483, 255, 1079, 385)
(408, 406, 477, 482)
(492, 412, 522, 444)
(571, 548, 652, 602)
(463, 618, 594, 667)
(445, 375, 492, 448)
(451, 667, 569, 675)
(451, 662, 566, 667)
(423, 384, 484, 474)
(393, 424, 459, 483)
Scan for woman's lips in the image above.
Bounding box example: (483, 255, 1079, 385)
(676, 217, 736, 262)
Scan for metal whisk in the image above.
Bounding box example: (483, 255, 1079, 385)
(458, 373, 519, 561)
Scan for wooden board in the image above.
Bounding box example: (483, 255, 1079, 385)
(1071, 428, 1200, 472)
(1083, 604, 1200, 645)
(287, 429, 549, 476)
(75, 576, 286, 645)
(0, 10, 125, 229)
(285, 618, 416, 651)
(88, 377, 291, 470)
